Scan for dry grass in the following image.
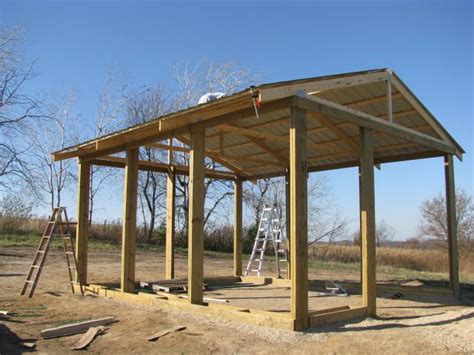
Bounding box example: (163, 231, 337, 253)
(311, 244, 473, 276)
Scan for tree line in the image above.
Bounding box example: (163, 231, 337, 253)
(0, 26, 472, 253)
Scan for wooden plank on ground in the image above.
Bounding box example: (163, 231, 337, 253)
(147, 326, 186, 341)
(310, 306, 367, 327)
(71, 326, 108, 350)
(41, 317, 115, 339)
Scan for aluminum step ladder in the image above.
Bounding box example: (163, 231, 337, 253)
(244, 203, 288, 278)
(20, 207, 84, 298)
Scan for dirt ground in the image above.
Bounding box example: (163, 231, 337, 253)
(1, 247, 473, 354)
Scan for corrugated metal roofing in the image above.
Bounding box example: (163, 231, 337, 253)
(53, 68, 464, 179)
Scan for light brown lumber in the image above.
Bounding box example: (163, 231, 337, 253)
(359, 127, 376, 316)
(165, 167, 176, 280)
(219, 124, 288, 142)
(176, 134, 245, 176)
(289, 107, 309, 330)
(310, 111, 359, 153)
(90, 155, 237, 181)
(178, 295, 229, 303)
(41, 317, 115, 339)
(258, 70, 388, 102)
(75, 160, 90, 284)
(310, 306, 367, 327)
(71, 326, 108, 350)
(147, 325, 186, 341)
(147, 142, 189, 153)
(444, 155, 460, 298)
(391, 75, 463, 160)
(309, 305, 350, 316)
(188, 128, 205, 304)
(297, 94, 456, 155)
(121, 149, 138, 293)
(233, 179, 243, 276)
(248, 136, 289, 165)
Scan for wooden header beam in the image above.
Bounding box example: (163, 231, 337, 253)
(297, 95, 456, 155)
(90, 155, 238, 181)
(259, 70, 388, 102)
(53, 96, 297, 162)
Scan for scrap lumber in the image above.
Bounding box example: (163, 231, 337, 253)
(71, 326, 108, 350)
(20, 342, 36, 349)
(178, 295, 229, 303)
(147, 325, 186, 341)
(41, 317, 115, 339)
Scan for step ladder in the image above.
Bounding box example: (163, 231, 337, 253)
(20, 207, 84, 298)
(245, 203, 288, 278)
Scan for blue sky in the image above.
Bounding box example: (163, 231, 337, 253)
(1, 0, 472, 240)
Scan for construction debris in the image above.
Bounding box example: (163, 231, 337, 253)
(71, 326, 108, 350)
(41, 317, 115, 339)
(178, 295, 228, 303)
(20, 342, 36, 349)
(147, 325, 186, 342)
(140, 279, 208, 294)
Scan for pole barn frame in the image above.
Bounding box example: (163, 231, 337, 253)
(56, 68, 464, 331)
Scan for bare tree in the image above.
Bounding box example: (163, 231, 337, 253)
(243, 179, 274, 227)
(27, 93, 78, 210)
(417, 189, 474, 250)
(88, 72, 126, 224)
(172, 59, 261, 234)
(123, 85, 169, 241)
(0, 27, 40, 190)
(243, 174, 349, 245)
(352, 220, 395, 247)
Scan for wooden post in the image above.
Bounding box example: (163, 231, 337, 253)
(359, 127, 376, 316)
(289, 107, 308, 330)
(285, 170, 291, 279)
(233, 179, 243, 276)
(75, 160, 90, 284)
(121, 148, 138, 293)
(444, 155, 460, 298)
(188, 127, 205, 304)
(165, 167, 176, 279)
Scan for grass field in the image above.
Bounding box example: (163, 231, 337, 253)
(2, 233, 472, 284)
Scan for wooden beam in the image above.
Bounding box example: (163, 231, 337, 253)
(53, 96, 297, 162)
(243, 149, 445, 181)
(148, 142, 190, 153)
(359, 127, 376, 316)
(121, 149, 138, 293)
(219, 124, 288, 143)
(165, 167, 176, 280)
(289, 107, 308, 330)
(75, 160, 90, 284)
(188, 127, 205, 304)
(90, 155, 237, 181)
(285, 170, 291, 279)
(444, 155, 460, 298)
(309, 111, 359, 152)
(346, 92, 403, 109)
(297, 95, 456, 155)
(310, 306, 367, 327)
(176, 135, 246, 177)
(233, 179, 243, 276)
(259, 69, 388, 102)
(391, 74, 464, 160)
(248, 136, 289, 165)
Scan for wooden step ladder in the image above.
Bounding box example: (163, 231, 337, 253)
(20, 207, 84, 298)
